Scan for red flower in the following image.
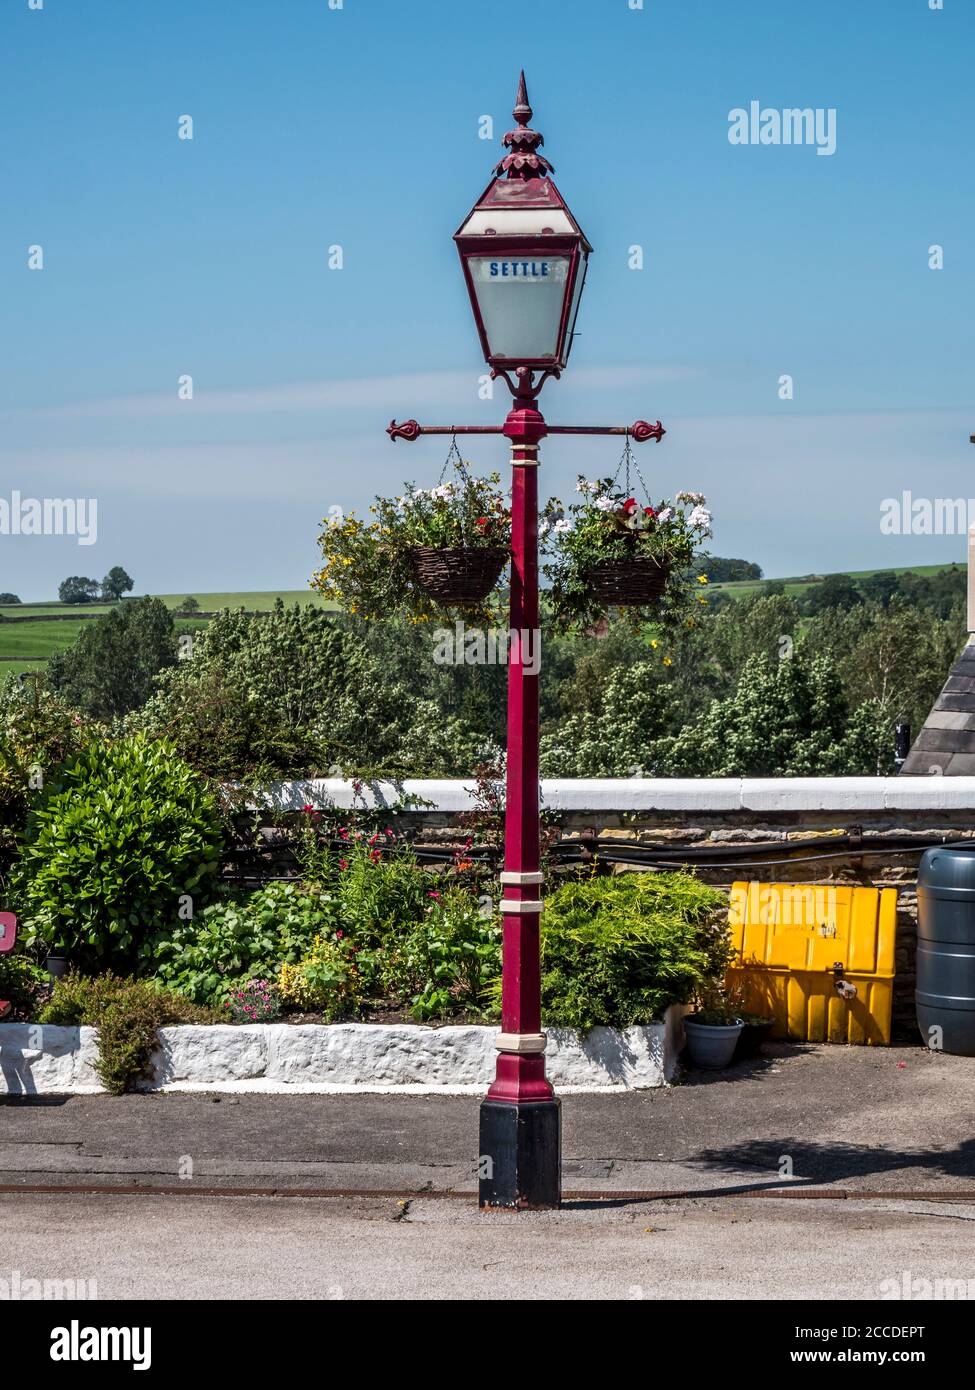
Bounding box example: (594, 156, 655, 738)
(623, 498, 637, 514)
(644, 506, 656, 517)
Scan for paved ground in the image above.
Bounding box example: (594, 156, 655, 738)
(1, 1042, 973, 1195)
(4, 1042, 975, 1299)
(3, 1191, 975, 1300)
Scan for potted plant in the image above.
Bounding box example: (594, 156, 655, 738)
(313, 460, 513, 622)
(544, 478, 713, 631)
(683, 985, 744, 1069)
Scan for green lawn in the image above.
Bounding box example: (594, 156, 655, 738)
(0, 590, 334, 664)
(711, 561, 963, 600)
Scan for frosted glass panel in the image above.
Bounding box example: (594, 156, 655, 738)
(470, 255, 570, 360)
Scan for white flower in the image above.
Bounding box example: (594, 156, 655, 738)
(575, 479, 594, 495)
(595, 495, 615, 512)
(677, 490, 706, 505)
(553, 518, 573, 534)
(688, 505, 712, 530)
(656, 507, 674, 523)
(538, 520, 550, 536)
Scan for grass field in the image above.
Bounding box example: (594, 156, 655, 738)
(0, 589, 330, 672)
(710, 561, 962, 600)
(0, 566, 961, 672)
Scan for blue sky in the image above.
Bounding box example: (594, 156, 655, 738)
(1, 0, 972, 599)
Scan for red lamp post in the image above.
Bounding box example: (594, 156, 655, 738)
(388, 73, 665, 1209)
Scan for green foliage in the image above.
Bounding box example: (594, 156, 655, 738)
(0, 678, 96, 852)
(379, 887, 501, 1021)
(47, 596, 177, 719)
(0, 594, 21, 605)
(540, 660, 677, 776)
(544, 479, 712, 631)
(539, 872, 730, 1031)
(695, 557, 762, 583)
(101, 567, 134, 602)
(181, 596, 200, 613)
(18, 735, 223, 965)
(277, 933, 365, 1019)
(144, 880, 339, 1006)
(649, 650, 850, 777)
(40, 970, 215, 1094)
(58, 576, 100, 605)
(0, 951, 48, 1019)
(312, 462, 512, 623)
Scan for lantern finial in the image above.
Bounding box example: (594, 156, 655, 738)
(513, 70, 532, 127)
(495, 70, 553, 180)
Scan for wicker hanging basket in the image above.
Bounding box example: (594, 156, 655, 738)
(409, 546, 508, 605)
(584, 554, 671, 607)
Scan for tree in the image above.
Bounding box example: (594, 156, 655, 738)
(649, 650, 849, 777)
(58, 576, 100, 605)
(181, 596, 201, 613)
(695, 557, 763, 583)
(803, 573, 862, 614)
(540, 661, 677, 776)
(101, 566, 134, 602)
(0, 594, 20, 605)
(46, 597, 177, 719)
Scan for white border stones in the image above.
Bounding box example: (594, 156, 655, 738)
(263, 776, 975, 815)
(0, 1012, 685, 1096)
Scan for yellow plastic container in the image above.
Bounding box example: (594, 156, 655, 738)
(726, 881, 897, 1045)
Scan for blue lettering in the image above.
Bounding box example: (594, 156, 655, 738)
(490, 262, 498, 276)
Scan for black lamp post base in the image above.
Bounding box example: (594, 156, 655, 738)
(478, 1098, 561, 1210)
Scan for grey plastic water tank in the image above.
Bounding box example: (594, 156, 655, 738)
(917, 844, 975, 1056)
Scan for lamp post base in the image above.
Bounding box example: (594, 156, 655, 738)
(478, 1098, 561, 1210)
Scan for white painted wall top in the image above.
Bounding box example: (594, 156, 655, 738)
(262, 777, 975, 814)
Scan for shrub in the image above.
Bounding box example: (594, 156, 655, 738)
(144, 880, 342, 1006)
(380, 887, 501, 1021)
(0, 951, 48, 1019)
(0, 678, 96, 853)
(333, 836, 433, 947)
(277, 932, 365, 1019)
(18, 735, 223, 967)
(47, 596, 177, 719)
(224, 977, 281, 1023)
(40, 971, 215, 1094)
(539, 872, 730, 1031)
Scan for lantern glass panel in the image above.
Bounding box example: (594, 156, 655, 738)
(468, 253, 571, 360)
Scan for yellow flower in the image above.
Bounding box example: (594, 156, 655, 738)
(662, 656, 672, 666)
(650, 639, 659, 649)
(696, 574, 709, 585)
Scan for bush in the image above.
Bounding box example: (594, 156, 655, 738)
(47, 596, 176, 719)
(144, 881, 342, 1006)
(0, 951, 48, 1019)
(224, 977, 282, 1023)
(18, 735, 223, 967)
(379, 887, 500, 1021)
(539, 872, 729, 1031)
(40, 971, 215, 1094)
(0, 678, 96, 853)
(277, 933, 365, 1019)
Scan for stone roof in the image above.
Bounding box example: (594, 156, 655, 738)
(901, 638, 975, 775)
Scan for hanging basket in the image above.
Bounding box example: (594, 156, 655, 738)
(584, 555, 671, 608)
(409, 546, 508, 605)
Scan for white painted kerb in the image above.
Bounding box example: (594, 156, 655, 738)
(261, 777, 975, 814)
(0, 1013, 685, 1096)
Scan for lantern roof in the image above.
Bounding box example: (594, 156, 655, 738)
(454, 71, 592, 251)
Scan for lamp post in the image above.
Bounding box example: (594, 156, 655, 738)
(388, 73, 665, 1209)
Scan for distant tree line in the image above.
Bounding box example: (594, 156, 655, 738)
(58, 567, 134, 605)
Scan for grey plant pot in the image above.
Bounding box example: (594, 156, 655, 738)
(683, 1016, 745, 1069)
